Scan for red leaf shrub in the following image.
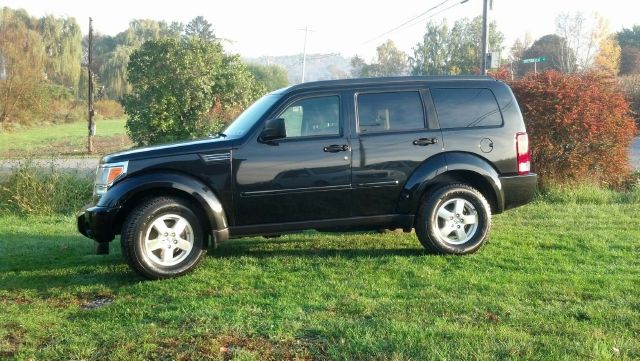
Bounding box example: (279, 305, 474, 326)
(506, 71, 636, 188)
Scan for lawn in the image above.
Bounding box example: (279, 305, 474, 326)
(0, 118, 132, 158)
(0, 199, 639, 360)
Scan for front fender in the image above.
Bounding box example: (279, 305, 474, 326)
(98, 171, 228, 234)
(397, 152, 504, 214)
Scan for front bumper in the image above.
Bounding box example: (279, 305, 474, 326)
(77, 204, 119, 243)
(500, 173, 538, 211)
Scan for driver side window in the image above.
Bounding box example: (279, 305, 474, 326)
(278, 96, 340, 138)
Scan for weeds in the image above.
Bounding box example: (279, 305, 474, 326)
(0, 160, 92, 215)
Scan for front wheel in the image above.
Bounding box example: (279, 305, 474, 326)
(121, 197, 207, 279)
(415, 184, 491, 254)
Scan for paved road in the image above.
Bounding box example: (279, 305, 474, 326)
(0, 158, 99, 178)
(1, 137, 640, 176)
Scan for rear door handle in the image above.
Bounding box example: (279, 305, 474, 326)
(413, 137, 438, 146)
(323, 144, 350, 152)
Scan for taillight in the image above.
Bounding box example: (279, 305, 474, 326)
(516, 132, 530, 175)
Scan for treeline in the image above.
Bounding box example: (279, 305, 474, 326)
(0, 8, 84, 128)
(352, 12, 640, 78)
(0, 7, 288, 131)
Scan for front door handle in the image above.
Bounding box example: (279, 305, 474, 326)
(413, 137, 438, 146)
(323, 144, 350, 152)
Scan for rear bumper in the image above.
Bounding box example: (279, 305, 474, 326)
(77, 204, 119, 243)
(500, 173, 538, 211)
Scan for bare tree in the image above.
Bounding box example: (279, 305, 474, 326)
(555, 12, 610, 72)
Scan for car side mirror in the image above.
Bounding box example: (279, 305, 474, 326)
(259, 118, 286, 142)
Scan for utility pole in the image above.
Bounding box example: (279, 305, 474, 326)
(87, 17, 95, 153)
(480, 0, 490, 75)
(298, 26, 314, 83)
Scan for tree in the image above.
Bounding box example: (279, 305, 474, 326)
(411, 17, 504, 75)
(520, 34, 572, 76)
(620, 47, 640, 75)
(185, 16, 215, 42)
(616, 25, 640, 49)
(619, 75, 640, 128)
(93, 19, 178, 99)
(246, 63, 289, 92)
(100, 45, 135, 99)
(411, 20, 451, 75)
(122, 38, 263, 145)
(0, 8, 46, 128)
(38, 15, 82, 92)
(555, 12, 611, 72)
(351, 40, 408, 77)
(508, 38, 526, 78)
(594, 35, 621, 74)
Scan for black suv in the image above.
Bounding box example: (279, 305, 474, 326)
(78, 76, 537, 279)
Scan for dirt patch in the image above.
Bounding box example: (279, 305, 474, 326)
(205, 335, 323, 361)
(0, 322, 27, 358)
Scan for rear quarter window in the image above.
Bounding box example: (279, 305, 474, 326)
(431, 88, 503, 129)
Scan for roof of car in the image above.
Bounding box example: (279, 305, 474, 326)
(271, 76, 498, 94)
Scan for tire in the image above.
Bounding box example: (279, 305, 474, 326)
(415, 184, 491, 254)
(121, 197, 208, 279)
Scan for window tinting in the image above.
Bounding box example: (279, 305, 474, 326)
(357, 91, 425, 132)
(431, 88, 502, 129)
(278, 96, 340, 138)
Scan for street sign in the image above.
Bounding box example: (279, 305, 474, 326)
(522, 57, 547, 64)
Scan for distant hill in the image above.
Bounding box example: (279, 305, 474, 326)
(245, 54, 353, 84)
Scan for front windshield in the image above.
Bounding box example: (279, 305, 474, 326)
(223, 94, 281, 137)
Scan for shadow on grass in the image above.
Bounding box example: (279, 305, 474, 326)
(0, 234, 142, 291)
(1, 234, 427, 291)
(212, 236, 428, 259)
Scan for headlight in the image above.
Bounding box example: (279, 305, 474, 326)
(94, 161, 128, 197)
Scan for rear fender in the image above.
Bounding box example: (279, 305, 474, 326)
(397, 152, 504, 214)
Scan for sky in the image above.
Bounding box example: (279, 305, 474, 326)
(2, 0, 638, 60)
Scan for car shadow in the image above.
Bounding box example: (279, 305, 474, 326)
(212, 236, 429, 259)
(0, 234, 142, 291)
(0, 234, 428, 292)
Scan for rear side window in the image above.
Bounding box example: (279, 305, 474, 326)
(431, 88, 502, 129)
(357, 91, 425, 133)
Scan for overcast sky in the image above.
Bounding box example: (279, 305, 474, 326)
(3, 0, 638, 59)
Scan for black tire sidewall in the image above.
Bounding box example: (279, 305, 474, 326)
(417, 186, 491, 254)
(124, 198, 206, 279)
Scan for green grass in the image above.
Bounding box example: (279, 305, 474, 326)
(0, 118, 131, 158)
(1, 199, 639, 360)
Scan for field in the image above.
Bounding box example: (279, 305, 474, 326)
(1, 197, 639, 360)
(0, 118, 132, 158)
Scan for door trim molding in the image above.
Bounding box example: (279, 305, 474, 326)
(240, 184, 350, 197)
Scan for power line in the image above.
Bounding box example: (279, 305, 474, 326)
(363, 0, 455, 45)
(306, 53, 341, 61)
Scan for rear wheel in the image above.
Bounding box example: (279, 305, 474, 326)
(415, 184, 491, 254)
(121, 197, 207, 279)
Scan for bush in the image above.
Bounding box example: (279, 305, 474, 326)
(123, 38, 264, 146)
(508, 70, 636, 188)
(49, 99, 85, 124)
(0, 160, 93, 216)
(94, 99, 124, 119)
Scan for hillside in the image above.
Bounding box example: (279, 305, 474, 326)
(246, 53, 353, 84)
